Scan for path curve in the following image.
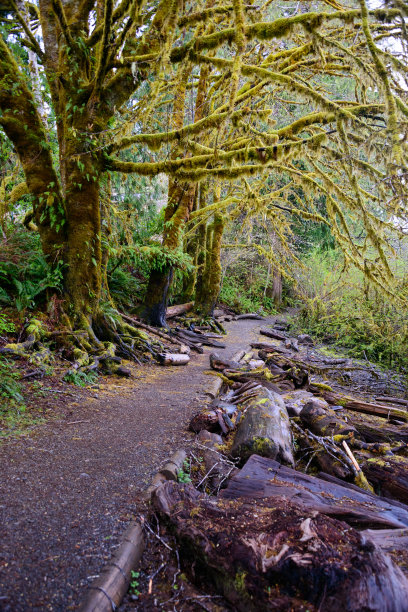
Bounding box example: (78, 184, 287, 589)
(0, 317, 273, 611)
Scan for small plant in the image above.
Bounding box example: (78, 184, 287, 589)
(63, 369, 98, 386)
(177, 459, 192, 483)
(0, 357, 24, 404)
(129, 570, 141, 598)
(0, 313, 16, 334)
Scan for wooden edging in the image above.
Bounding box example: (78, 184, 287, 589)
(78, 522, 144, 612)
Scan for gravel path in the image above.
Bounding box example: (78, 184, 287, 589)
(0, 317, 272, 611)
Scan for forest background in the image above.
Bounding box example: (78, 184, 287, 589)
(1, 0, 408, 430)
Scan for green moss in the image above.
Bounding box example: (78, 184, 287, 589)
(234, 570, 247, 594)
(252, 437, 271, 455)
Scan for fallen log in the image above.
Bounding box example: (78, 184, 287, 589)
(282, 389, 315, 416)
(195, 430, 235, 492)
(300, 398, 357, 437)
(294, 423, 351, 480)
(362, 455, 408, 505)
(259, 327, 286, 341)
(298, 333, 314, 345)
(154, 481, 408, 612)
(347, 411, 408, 443)
(231, 348, 246, 363)
(158, 353, 190, 366)
(159, 449, 188, 481)
(79, 522, 144, 612)
(376, 396, 408, 407)
(360, 528, 408, 575)
(235, 313, 264, 320)
(120, 313, 184, 347)
(221, 454, 408, 528)
(311, 388, 408, 422)
(166, 302, 194, 318)
(209, 352, 242, 372)
(176, 329, 226, 348)
(205, 374, 223, 399)
(189, 409, 220, 433)
(230, 387, 294, 465)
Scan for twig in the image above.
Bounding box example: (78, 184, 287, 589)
(67, 420, 91, 425)
(139, 515, 173, 551)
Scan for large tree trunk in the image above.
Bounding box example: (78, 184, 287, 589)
(195, 211, 224, 317)
(63, 153, 103, 322)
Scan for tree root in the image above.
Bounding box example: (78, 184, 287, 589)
(1, 311, 188, 380)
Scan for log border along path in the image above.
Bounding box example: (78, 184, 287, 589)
(0, 316, 273, 611)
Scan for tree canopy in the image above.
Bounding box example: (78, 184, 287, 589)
(0, 0, 407, 365)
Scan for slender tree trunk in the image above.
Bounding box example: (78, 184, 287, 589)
(195, 212, 224, 317)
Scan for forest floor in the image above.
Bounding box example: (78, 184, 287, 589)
(0, 315, 271, 611)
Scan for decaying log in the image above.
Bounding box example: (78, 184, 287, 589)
(206, 374, 223, 399)
(159, 449, 187, 481)
(312, 388, 408, 422)
(166, 302, 194, 318)
(189, 409, 220, 433)
(194, 430, 235, 492)
(176, 329, 226, 348)
(300, 399, 357, 437)
(120, 313, 184, 347)
(284, 338, 299, 351)
(231, 387, 294, 465)
(251, 342, 285, 353)
(248, 359, 265, 369)
(231, 349, 246, 363)
(282, 389, 315, 416)
(235, 313, 264, 320)
(79, 522, 144, 612)
(360, 528, 408, 575)
(362, 455, 408, 505)
(298, 333, 314, 345)
(143, 472, 168, 501)
(158, 353, 190, 366)
(259, 327, 286, 341)
(292, 419, 352, 480)
(348, 411, 408, 444)
(154, 481, 408, 612)
(376, 396, 408, 407)
(221, 455, 408, 528)
(209, 352, 242, 372)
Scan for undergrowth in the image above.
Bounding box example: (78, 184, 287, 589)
(219, 275, 277, 314)
(0, 356, 43, 439)
(63, 370, 98, 387)
(292, 250, 408, 372)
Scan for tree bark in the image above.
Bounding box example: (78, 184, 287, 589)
(221, 454, 408, 529)
(154, 480, 408, 612)
(231, 386, 294, 465)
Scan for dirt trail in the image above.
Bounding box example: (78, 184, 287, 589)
(0, 317, 272, 611)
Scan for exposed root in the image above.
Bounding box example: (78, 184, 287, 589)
(1, 310, 188, 381)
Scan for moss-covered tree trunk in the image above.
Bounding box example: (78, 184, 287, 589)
(195, 212, 224, 317)
(143, 64, 209, 326)
(0, 36, 65, 259)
